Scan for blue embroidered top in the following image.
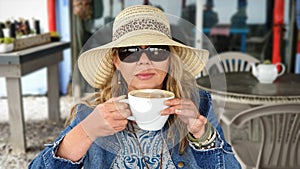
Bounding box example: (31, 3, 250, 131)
(111, 126, 175, 168)
(29, 90, 241, 169)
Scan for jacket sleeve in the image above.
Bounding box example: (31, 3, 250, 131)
(190, 90, 241, 169)
(28, 104, 92, 169)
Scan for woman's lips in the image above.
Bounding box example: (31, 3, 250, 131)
(135, 73, 155, 80)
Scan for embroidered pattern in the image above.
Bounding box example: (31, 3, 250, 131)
(111, 130, 175, 169)
(112, 18, 171, 41)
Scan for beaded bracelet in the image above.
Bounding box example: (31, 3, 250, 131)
(187, 122, 217, 150)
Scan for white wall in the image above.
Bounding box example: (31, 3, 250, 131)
(0, 0, 49, 32)
(0, 0, 70, 97)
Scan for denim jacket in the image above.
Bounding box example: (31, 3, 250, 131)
(29, 90, 241, 169)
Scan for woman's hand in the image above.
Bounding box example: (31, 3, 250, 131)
(161, 98, 207, 138)
(80, 96, 131, 140)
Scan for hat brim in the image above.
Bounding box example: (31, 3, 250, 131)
(78, 30, 209, 89)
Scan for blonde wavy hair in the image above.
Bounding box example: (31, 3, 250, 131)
(67, 46, 200, 154)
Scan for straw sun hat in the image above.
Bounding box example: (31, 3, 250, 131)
(78, 5, 209, 89)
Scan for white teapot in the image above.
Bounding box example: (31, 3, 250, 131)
(251, 62, 285, 83)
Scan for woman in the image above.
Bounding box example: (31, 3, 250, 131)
(29, 5, 241, 168)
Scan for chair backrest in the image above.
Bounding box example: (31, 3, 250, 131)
(201, 51, 260, 76)
(231, 103, 300, 169)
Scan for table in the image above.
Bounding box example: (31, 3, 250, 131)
(197, 72, 300, 141)
(203, 28, 249, 53)
(0, 41, 70, 153)
(196, 72, 300, 105)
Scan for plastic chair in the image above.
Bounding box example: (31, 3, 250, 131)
(199, 51, 260, 133)
(199, 52, 260, 130)
(223, 103, 300, 169)
(200, 51, 260, 77)
(205, 51, 260, 74)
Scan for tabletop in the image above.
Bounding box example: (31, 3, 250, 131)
(196, 72, 300, 105)
(0, 41, 70, 65)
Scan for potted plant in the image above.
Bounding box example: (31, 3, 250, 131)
(0, 37, 14, 53)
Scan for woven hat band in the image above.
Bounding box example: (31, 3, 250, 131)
(112, 5, 171, 41)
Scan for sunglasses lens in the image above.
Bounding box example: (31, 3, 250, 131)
(147, 46, 170, 62)
(121, 53, 141, 63)
(117, 46, 170, 63)
(117, 48, 137, 63)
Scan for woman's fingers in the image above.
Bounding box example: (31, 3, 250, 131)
(98, 100, 128, 112)
(93, 97, 131, 131)
(188, 115, 206, 132)
(164, 98, 193, 107)
(113, 126, 126, 132)
(97, 98, 130, 116)
(111, 118, 128, 128)
(188, 115, 207, 138)
(161, 97, 208, 136)
(161, 104, 198, 118)
(111, 108, 131, 120)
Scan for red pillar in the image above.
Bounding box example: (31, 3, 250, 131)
(272, 0, 284, 64)
(47, 0, 56, 32)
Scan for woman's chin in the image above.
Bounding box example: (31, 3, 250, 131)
(130, 84, 162, 90)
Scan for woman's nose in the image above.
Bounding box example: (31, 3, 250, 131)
(137, 52, 151, 65)
(140, 45, 147, 49)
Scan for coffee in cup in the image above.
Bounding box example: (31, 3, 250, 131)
(121, 89, 174, 131)
(130, 90, 173, 98)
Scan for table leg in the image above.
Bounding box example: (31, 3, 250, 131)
(47, 62, 60, 122)
(6, 77, 26, 153)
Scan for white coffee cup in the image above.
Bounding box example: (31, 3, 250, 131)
(121, 89, 174, 131)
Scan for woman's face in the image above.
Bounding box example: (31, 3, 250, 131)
(113, 45, 170, 91)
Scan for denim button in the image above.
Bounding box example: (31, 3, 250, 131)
(177, 161, 184, 168)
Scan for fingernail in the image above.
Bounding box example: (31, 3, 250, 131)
(175, 109, 181, 114)
(164, 100, 170, 105)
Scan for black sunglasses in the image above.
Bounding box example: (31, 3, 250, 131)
(117, 45, 170, 63)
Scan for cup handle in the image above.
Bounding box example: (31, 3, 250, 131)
(276, 62, 285, 76)
(119, 99, 135, 121)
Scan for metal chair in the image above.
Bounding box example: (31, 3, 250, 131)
(223, 103, 300, 169)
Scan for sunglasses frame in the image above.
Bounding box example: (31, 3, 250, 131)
(116, 45, 170, 63)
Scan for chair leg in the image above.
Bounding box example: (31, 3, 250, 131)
(220, 119, 231, 144)
(244, 166, 254, 169)
(248, 119, 260, 141)
(248, 120, 253, 140)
